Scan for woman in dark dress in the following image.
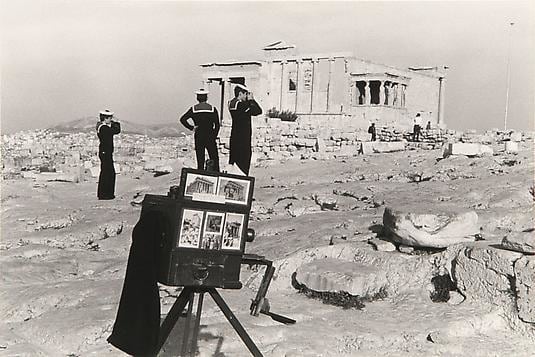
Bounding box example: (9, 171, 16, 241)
(97, 109, 121, 199)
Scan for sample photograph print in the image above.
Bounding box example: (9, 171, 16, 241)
(201, 233, 222, 250)
(184, 173, 218, 197)
(177, 209, 203, 248)
(204, 211, 225, 234)
(222, 213, 244, 250)
(217, 177, 250, 205)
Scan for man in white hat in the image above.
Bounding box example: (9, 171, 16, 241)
(96, 109, 121, 199)
(228, 83, 262, 175)
(179, 88, 220, 171)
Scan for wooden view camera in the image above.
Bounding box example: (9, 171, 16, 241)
(141, 168, 255, 289)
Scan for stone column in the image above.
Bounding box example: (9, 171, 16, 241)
(295, 60, 301, 112)
(437, 77, 446, 128)
(219, 80, 225, 124)
(279, 61, 285, 110)
(326, 58, 334, 112)
(392, 83, 398, 107)
(379, 81, 385, 106)
(223, 79, 232, 126)
(364, 82, 371, 105)
(310, 59, 318, 113)
(397, 84, 403, 108)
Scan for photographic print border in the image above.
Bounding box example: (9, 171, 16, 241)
(221, 212, 244, 251)
(217, 177, 251, 206)
(177, 209, 203, 248)
(201, 211, 225, 250)
(184, 173, 218, 198)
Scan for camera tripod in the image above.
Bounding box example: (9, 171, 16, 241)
(156, 254, 295, 356)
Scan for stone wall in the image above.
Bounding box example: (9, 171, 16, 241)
(217, 115, 454, 162)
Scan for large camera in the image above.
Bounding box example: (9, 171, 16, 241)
(140, 168, 255, 289)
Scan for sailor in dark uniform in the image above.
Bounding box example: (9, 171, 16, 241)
(228, 84, 262, 175)
(96, 109, 121, 200)
(179, 88, 220, 171)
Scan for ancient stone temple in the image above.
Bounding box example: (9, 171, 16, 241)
(200, 41, 447, 130)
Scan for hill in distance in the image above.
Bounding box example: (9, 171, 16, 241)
(49, 117, 187, 137)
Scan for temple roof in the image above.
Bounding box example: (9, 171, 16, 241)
(263, 40, 296, 51)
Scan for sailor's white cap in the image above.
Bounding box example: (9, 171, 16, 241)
(234, 83, 249, 92)
(194, 88, 209, 95)
(99, 109, 114, 116)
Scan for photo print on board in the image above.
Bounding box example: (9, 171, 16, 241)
(222, 213, 244, 250)
(184, 173, 218, 197)
(178, 209, 203, 248)
(217, 177, 250, 205)
(201, 211, 225, 250)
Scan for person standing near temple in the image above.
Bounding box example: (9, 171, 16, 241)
(228, 84, 262, 175)
(96, 109, 121, 200)
(413, 113, 423, 142)
(368, 122, 377, 141)
(179, 88, 220, 171)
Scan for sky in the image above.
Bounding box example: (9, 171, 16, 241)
(1, 0, 533, 134)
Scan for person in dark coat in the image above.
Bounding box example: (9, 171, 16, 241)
(179, 88, 220, 172)
(96, 109, 120, 200)
(228, 84, 262, 175)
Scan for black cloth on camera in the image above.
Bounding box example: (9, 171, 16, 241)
(107, 212, 162, 356)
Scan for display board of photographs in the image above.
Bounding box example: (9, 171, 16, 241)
(177, 209, 245, 251)
(182, 171, 252, 207)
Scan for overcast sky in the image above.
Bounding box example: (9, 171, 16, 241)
(1, 0, 533, 134)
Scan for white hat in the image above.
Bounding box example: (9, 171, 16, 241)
(99, 109, 114, 116)
(194, 88, 209, 95)
(235, 83, 249, 92)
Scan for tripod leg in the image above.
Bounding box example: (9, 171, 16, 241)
(180, 292, 195, 356)
(208, 289, 263, 357)
(157, 287, 192, 353)
(189, 292, 204, 355)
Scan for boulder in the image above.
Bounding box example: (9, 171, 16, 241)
(505, 141, 519, 153)
(442, 143, 493, 158)
(154, 165, 173, 175)
(313, 194, 337, 210)
(454, 245, 522, 312)
(509, 131, 523, 142)
(368, 238, 396, 252)
(383, 207, 479, 248)
(372, 141, 406, 153)
(294, 258, 388, 297)
(501, 229, 535, 254)
(514, 256, 535, 323)
(98, 221, 124, 239)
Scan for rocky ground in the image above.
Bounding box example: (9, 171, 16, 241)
(1, 139, 534, 356)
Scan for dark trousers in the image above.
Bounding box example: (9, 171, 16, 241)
(229, 138, 251, 175)
(97, 152, 116, 199)
(229, 152, 251, 175)
(195, 133, 219, 172)
(413, 125, 421, 142)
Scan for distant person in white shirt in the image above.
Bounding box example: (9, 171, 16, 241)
(413, 113, 423, 142)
